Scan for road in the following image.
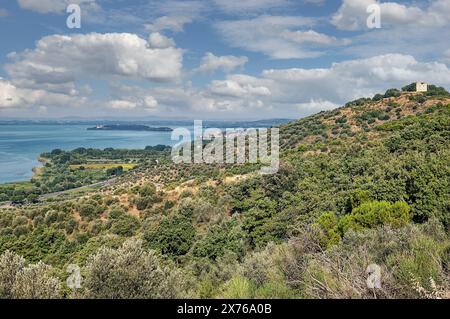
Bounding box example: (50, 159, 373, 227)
(39, 177, 117, 200)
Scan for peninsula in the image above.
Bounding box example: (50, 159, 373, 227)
(88, 124, 173, 132)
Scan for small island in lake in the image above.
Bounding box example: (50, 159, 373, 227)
(88, 124, 173, 132)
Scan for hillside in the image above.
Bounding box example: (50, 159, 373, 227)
(0, 85, 449, 299)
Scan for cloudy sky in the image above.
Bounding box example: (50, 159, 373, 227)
(0, 0, 449, 120)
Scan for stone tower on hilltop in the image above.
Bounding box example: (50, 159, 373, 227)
(415, 82, 428, 92)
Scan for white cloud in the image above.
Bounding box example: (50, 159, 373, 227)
(109, 99, 137, 110)
(198, 53, 248, 73)
(210, 75, 271, 98)
(215, 15, 341, 59)
(0, 79, 85, 109)
(17, 0, 99, 14)
(332, 0, 450, 31)
(65, 53, 449, 119)
(59, 53, 450, 117)
(281, 30, 351, 46)
(143, 96, 158, 109)
(0, 80, 32, 108)
(145, 16, 193, 33)
(262, 53, 450, 104)
(5, 32, 183, 96)
(147, 32, 175, 49)
(297, 99, 339, 112)
(1, 32, 182, 113)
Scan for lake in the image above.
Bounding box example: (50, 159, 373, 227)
(0, 124, 178, 183)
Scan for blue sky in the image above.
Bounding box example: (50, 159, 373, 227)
(0, 0, 449, 120)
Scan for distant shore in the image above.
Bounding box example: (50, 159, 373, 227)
(88, 124, 173, 132)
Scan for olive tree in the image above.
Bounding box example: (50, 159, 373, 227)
(0, 250, 61, 299)
(82, 239, 193, 299)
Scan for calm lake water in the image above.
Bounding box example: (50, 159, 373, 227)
(0, 124, 177, 184)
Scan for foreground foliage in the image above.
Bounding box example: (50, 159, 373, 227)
(0, 88, 449, 299)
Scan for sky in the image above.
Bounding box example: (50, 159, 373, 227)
(0, 0, 449, 120)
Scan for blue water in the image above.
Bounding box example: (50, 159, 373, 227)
(0, 124, 178, 183)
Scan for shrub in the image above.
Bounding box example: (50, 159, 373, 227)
(193, 219, 245, 260)
(77, 200, 105, 219)
(145, 216, 196, 257)
(0, 251, 60, 299)
(219, 276, 252, 299)
(339, 201, 411, 235)
(11, 262, 61, 299)
(384, 88, 401, 98)
(0, 250, 26, 298)
(82, 239, 193, 298)
(312, 212, 341, 249)
(111, 215, 140, 237)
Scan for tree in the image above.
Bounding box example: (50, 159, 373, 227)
(193, 219, 245, 260)
(384, 88, 401, 98)
(0, 250, 25, 298)
(402, 83, 416, 92)
(11, 262, 61, 299)
(106, 166, 123, 176)
(145, 216, 195, 257)
(77, 199, 105, 219)
(0, 250, 61, 299)
(111, 215, 140, 237)
(82, 239, 192, 298)
(339, 201, 411, 235)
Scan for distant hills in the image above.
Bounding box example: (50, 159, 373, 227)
(87, 124, 173, 132)
(0, 118, 292, 128)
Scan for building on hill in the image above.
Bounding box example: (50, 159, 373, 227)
(415, 82, 428, 92)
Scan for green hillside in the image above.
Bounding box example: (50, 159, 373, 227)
(0, 86, 449, 299)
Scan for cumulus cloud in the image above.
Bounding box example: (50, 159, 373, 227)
(332, 0, 450, 31)
(58, 53, 449, 119)
(210, 75, 271, 98)
(297, 99, 340, 112)
(0, 79, 85, 109)
(195, 53, 450, 118)
(5, 32, 183, 95)
(143, 96, 159, 109)
(109, 99, 137, 110)
(263, 53, 450, 104)
(198, 53, 248, 73)
(17, 0, 99, 14)
(0, 80, 33, 108)
(147, 32, 175, 49)
(145, 16, 193, 33)
(1, 32, 182, 113)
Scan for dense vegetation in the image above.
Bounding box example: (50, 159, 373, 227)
(0, 146, 170, 203)
(0, 86, 449, 299)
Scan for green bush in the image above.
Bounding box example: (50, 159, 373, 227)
(339, 201, 411, 235)
(144, 216, 196, 257)
(111, 215, 140, 237)
(193, 219, 245, 260)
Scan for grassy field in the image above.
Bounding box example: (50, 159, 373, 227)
(70, 163, 137, 171)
